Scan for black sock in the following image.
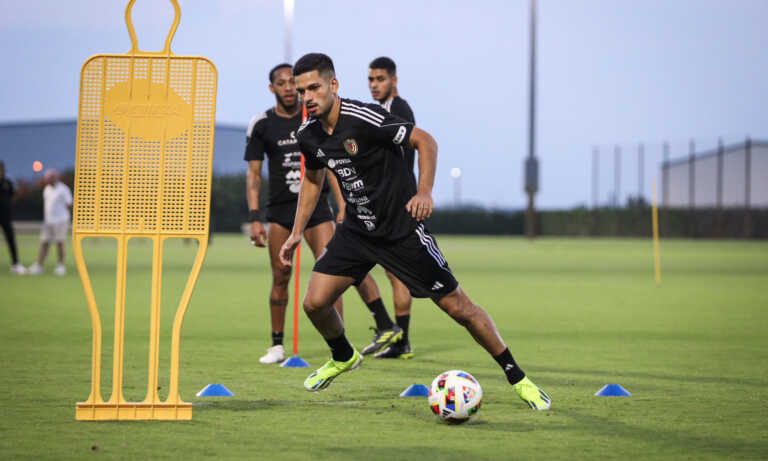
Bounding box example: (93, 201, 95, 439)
(366, 298, 394, 330)
(493, 348, 526, 385)
(271, 331, 284, 347)
(395, 314, 410, 344)
(325, 331, 354, 362)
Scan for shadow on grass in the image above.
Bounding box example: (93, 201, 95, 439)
(555, 408, 768, 459)
(194, 397, 400, 413)
(195, 399, 302, 412)
(322, 445, 497, 461)
(530, 365, 768, 388)
(451, 264, 768, 277)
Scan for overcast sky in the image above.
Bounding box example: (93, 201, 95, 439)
(1, 0, 766, 208)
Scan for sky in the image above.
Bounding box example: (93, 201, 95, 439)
(1, 0, 766, 209)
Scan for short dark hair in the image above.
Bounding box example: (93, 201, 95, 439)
(293, 53, 335, 79)
(269, 63, 292, 83)
(369, 57, 396, 76)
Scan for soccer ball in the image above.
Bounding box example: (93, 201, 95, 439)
(428, 370, 483, 424)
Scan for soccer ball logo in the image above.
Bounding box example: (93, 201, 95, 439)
(428, 370, 482, 424)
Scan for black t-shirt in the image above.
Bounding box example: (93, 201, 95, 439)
(298, 98, 417, 241)
(0, 177, 14, 215)
(381, 96, 416, 179)
(244, 108, 329, 208)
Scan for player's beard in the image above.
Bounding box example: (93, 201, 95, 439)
(310, 95, 337, 119)
(375, 87, 392, 104)
(276, 93, 299, 113)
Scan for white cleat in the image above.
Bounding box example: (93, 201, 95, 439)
(10, 264, 27, 275)
(27, 263, 43, 275)
(54, 265, 67, 276)
(259, 345, 286, 364)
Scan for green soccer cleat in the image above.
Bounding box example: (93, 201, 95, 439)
(374, 342, 414, 360)
(360, 326, 403, 355)
(303, 349, 363, 392)
(513, 376, 552, 410)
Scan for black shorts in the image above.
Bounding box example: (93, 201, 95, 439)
(314, 222, 459, 299)
(267, 199, 334, 231)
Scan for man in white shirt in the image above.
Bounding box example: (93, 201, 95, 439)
(28, 169, 72, 275)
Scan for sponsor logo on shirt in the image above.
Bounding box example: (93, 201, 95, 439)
(316, 148, 326, 158)
(343, 138, 359, 155)
(347, 195, 370, 205)
(393, 126, 407, 145)
(277, 130, 298, 146)
(335, 167, 356, 178)
(342, 179, 365, 192)
(327, 158, 351, 168)
(282, 152, 301, 169)
(286, 170, 301, 193)
(357, 205, 373, 215)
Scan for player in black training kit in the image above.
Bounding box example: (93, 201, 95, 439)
(358, 57, 418, 359)
(1, 161, 26, 275)
(245, 64, 393, 364)
(279, 53, 552, 410)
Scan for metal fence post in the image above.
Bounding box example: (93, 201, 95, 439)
(662, 141, 669, 207)
(638, 142, 644, 203)
(689, 139, 696, 237)
(745, 136, 752, 237)
(614, 145, 621, 208)
(592, 146, 599, 209)
(717, 137, 724, 209)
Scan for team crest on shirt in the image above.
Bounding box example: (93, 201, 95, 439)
(343, 138, 358, 155)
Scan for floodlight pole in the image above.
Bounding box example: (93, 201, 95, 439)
(524, 0, 539, 239)
(284, 0, 294, 63)
(451, 168, 463, 207)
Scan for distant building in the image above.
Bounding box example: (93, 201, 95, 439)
(662, 140, 768, 208)
(0, 119, 247, 180)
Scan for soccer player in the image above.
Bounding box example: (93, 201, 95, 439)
(360, 57, 417, 359)
(279, 53, 551, 410)
(246, 63, 397, 364)
(0, 161, 26, 275)
(28, 169, 72, 276)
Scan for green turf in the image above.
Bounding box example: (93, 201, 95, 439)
(1, 234, 767, 460)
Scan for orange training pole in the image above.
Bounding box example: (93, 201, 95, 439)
(292, 105, 308, 355)
(292, 155, 305, 355)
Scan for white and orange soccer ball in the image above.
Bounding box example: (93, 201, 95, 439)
(428, 370, 483, 424)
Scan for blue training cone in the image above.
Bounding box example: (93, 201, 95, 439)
(280, 356, 310, 368)
(196, 384, 234, 397)
(400, 384, 429, 397)
(595, 384, 631, 397)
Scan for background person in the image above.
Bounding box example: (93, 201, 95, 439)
(28, 169, 71, 276)
(0, 160, 26, 275)
(364, 56, 418, 359)
(246, 64, 397, 364)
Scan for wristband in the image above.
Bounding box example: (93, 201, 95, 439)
(248, 209, 264, 222)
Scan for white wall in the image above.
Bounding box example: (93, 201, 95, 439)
(662, 143, 767, 208)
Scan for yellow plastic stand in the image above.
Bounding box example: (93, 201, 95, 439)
(73, 0, 217, 421)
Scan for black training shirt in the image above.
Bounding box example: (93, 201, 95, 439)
(244, 108, 329, 207)
(0, 177, 14, 216)
(297, 98, 416, 241)
(381, 96, 416, 181)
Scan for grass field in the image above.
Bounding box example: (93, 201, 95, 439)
(1, 233, 767, 460)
